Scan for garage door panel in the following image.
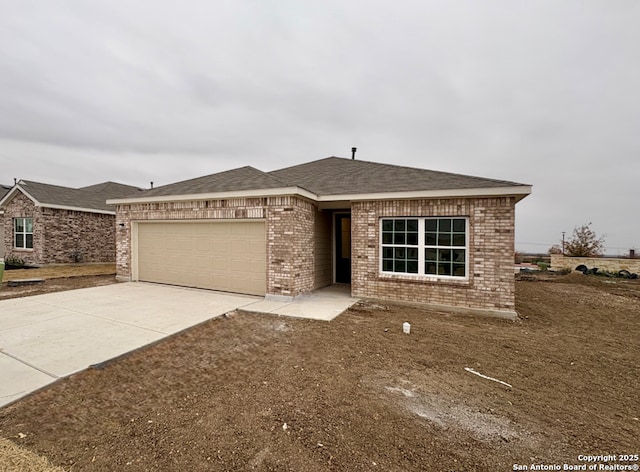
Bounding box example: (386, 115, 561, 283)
(194, 238, 210, 251)
(230, 240, 248, 253)
(213, 242, 229, 254)
(229, 260, 247, 272)
(246, 280, 263, 294)
(229, 224, 245, 235)
(137, 221, 265, 296)
(248, 241, 264, 255)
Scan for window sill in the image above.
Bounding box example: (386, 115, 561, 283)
(378, 272, 471, 286)
(13, 248, 34, 252)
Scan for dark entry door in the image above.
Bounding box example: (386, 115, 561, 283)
(335, 214, 351, 283)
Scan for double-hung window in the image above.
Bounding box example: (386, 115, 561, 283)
(14, 217, 34, 249)
(381, 219, 420, 273)
(381, 217, 468, 278)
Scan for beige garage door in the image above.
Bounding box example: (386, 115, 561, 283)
(137, 221, 266, 296)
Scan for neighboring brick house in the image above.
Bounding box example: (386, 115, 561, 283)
(0, 184, 11, 259)
(0, 180, 142, 265)
(110, 157, 531, 318)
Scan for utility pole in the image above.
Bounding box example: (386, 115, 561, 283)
(562, 232, 565, 255)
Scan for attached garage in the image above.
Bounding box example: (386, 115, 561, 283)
(134, 220, 266, 296)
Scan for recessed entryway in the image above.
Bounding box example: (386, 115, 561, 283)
(334, 213, 351, 284)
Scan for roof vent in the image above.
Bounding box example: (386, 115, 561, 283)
(351, 147, 357, 160)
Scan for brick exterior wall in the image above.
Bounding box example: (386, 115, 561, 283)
(351, 197, 517, 316)
(266, 197, 317, 296)
(550, 254, 640, 274)
(115, 195, 327, 297)
(40, 208, 115, 263)
(114, 193, 518, 312)
(314, 210, 333, 289)
(0, 214, 4, 258)
(2, 193, 44, 264)
(2, 192, 116, 264)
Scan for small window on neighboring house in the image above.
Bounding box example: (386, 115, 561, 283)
(381, 217, 468, 278)
(14, 217, 33, 249)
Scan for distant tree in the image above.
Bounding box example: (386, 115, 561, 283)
(564, 223, 605, 257)
(548, 244, 563, 255)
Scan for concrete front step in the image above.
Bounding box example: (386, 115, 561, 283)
(7, 279, 46, 287)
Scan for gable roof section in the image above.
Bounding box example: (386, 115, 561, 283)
(79, 181, 144, 199)
(108, 157, 531, 204)
(122, 166, 290, 198)
(0, 180, 143, 214)
(269, 157, 527, 196)
(0, 184, 11, 201)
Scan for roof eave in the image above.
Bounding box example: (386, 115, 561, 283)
(0, 186, 115, 215)
(107, 185, 532, 206)
(37, 203, 115, 215)
(318, 185, 533, 203)
(107, 186, 319, 205)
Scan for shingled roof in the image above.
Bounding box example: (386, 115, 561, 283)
(0, 185, 11, 201)
(108, 156, 530, 203)
(269, 157, 527, 195)
(1, 180, 143, 213)
(79, 181, 145, 199)
(134, 166, 287, 198)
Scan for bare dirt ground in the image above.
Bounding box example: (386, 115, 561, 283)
(0, 264, 116, 300)
(1, 272, 639, 471)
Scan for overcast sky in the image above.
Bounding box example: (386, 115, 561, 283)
(1, 1, 638, 254)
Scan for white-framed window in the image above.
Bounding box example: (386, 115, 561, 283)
(14, 217, 34, 249)
(380, 217, 468, 278)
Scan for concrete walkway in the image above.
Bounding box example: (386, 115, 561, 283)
(0, 282, 357, 408)
(242, 285, 354, 320)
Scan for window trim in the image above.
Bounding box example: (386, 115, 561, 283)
(14, 217, 34, 250)
(379, 217, 469, 280)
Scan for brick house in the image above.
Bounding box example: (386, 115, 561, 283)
(0, 184, 11, 259)
(0, 180, 142, 265)
(109, 157, 531, 317)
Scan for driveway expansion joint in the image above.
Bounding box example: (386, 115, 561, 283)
(0, 283, 357, 408)
(26, 300, 172, 335)
(0, 349, 59, 379)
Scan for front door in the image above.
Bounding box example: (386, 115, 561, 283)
(335, 214, 351, 283)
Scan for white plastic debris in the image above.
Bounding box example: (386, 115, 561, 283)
(403, 322, 411, 334)
(464, 367, 512, 388)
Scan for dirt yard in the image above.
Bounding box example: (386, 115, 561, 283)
(0, 264, 117, 300)
(1, 272, 638, 471)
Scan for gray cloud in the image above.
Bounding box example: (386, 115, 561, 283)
(0, 0, 638, 253)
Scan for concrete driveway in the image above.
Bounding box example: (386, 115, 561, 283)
(0, 283, 262, 408)
(0, 282, 358, 408)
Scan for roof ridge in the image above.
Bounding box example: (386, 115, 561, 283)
(107, 158, 530, 202)
(270, 156, 529, 187)
(21, 179, 104, 190)
(125, 165, 292, 199)
(3, 180, 117, 213)
(79, 180, 140, 186)
(267, 156, 338, 175)
(143, 165, 278, 192)
(20, 179, 140, 188)
(78, 181, 144, 194)
(19, 179, 78, 191)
